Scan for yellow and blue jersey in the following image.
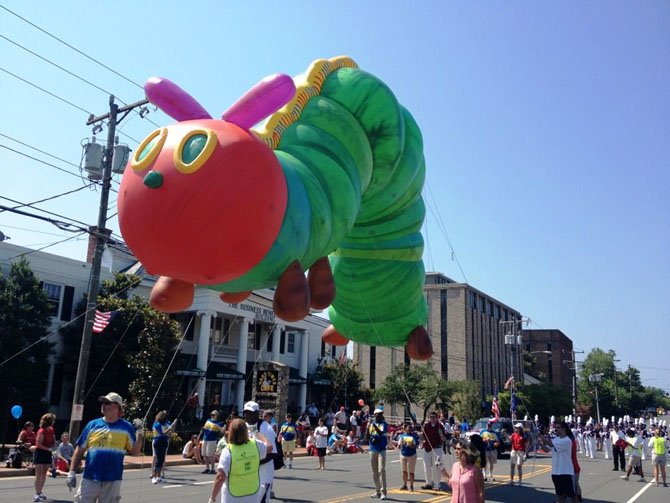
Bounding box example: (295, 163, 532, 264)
(202, 419, 223, 441)
(76, 417, 136, 481)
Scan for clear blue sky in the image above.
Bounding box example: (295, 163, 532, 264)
(1, 2, 668, 393)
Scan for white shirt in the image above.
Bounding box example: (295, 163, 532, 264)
(334, 411, 348, 424)
(349, 414, 358, 427)
(217, 439, 267, 503)
(550, 436, 574, 476)
(314, 426, 329, 448)
(247, 420, 276, 485)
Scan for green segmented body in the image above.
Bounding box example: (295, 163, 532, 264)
(215, 66, 427, 348)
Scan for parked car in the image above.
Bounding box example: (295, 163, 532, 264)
(467, 418, 513, 456)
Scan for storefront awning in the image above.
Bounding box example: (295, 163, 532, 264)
(207, 362, 245, 381)
(289, 367, 307, 384)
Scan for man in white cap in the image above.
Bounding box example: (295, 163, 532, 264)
(367, 407, 389, 499)
(243, 401, 276, 502)
(508, 423, 528, 486)
(66, 392, 143, 502)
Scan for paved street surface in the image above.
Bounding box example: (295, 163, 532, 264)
(1, 447, 668, 503)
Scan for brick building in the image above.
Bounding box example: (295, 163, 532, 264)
(521, 328, 574, 391)
(353, 272, 524, 417)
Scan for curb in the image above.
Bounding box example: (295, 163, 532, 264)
(1, 451, 311, 478)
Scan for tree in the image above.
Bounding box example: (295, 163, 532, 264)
(0, 259, 53, 442)
(373, 363, 456, 422)
(317, 360, 364, 412)
(448, 381, 482, 422)
(59, 274, 184, 423)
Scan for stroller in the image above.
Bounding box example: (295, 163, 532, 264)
(5, 446, 24, 469)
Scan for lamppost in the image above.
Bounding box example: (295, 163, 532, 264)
(589, 373, 603, 423)
(502, 320, 523, 420)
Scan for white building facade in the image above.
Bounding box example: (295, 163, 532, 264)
(0, 241, 335, 420)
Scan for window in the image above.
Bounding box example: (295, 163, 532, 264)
(266, 331, 273, 352)
(247, 323, 256, 349)
(321, 340, 326, 358)
(280, 330, 286, 354)
(287, 332, 296, 353)
(331, 344, 336, 358)
(42, 282, 62, 317)
(171, 312, 196, 341)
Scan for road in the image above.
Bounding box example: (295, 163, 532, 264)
(1, 448, 668, 502)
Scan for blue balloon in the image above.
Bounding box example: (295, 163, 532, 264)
(11, 405, 22, 420)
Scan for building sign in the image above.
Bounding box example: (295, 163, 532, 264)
(71, 403, 84, 421)
(228, 303, 276, 323)
(176, 369, 206, 377)
(257, 370, 279, 394)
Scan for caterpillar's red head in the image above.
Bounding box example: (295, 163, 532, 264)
(118, 119, 287, 285)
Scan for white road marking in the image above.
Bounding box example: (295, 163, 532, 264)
(163, 484, 183, 488)
(625, 482, 652, 503)
(194, 480, 215, 485)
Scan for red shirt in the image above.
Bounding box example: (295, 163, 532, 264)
(38, 427, 55, 449)
(571, 439, 581, 474)
(422, 421, 443, 452)
(510, 432, 526, 451)
(19, 429, 36, 446)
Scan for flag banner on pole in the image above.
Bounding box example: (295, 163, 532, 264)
(492, 394, 500, 419)
(93, 310, 118, 333)
(511, 390, 517, 415)
(503, 376, 514, 390)
(338, 350, 346, 366)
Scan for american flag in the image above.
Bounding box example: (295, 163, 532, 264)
(492, 394, 500, 419)
(338, 350, 347, 366)
(92, 310, 117, 333)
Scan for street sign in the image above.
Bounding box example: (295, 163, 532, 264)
(71, 403, 84, 421)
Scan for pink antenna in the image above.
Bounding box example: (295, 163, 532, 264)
(222, 74, 296, 129)
(144, 77, 212, 121)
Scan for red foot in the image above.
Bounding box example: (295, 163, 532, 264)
(273, 260, 310, 322)
(149, 276, 194, 313)
(308, 257, 336, 309)
(322, 325, 350, 346)
(405, 326, 433, 361)
(219, 291, 251, 304)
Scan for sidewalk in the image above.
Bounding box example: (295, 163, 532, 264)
(1, 447, 311, 478)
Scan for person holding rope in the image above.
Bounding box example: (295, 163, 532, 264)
(420, 410, 446, 490)
(65, 392, 144, 502)
(367, 407, 389, 500)
(151, 410, 176, 484)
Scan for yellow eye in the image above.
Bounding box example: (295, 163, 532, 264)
(174, 129, 217, 174)
(131, 128, 167, 171)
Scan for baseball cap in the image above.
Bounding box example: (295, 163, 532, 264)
(244, 401, 260, 412)
(98, 392, 124, 407)
(374, 408, 383, 414)
(514, 422, 523, 428)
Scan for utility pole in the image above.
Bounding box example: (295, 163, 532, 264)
(501, 318, 523, 420)
(588, 373, 603, 423)
(562, 348, 584, 419)
(68, 95, 148, 439)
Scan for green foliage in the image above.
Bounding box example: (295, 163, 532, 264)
(319, 360, 364, 411)
(58, 274, 183, 424)
(0, 259, 54, 440)
(448, 381, 482, 421)
(502, 384, 573, 423)
(373, 363, 460, 422)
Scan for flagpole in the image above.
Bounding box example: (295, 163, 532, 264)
(68, 96, 118, 439)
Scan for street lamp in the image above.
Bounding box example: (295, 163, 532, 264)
(503, 324, 523, 420)
(589, 373, 604, 423)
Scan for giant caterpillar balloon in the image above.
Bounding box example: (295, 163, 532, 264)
(118, 56, 432, 360)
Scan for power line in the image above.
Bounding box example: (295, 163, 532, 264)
(0, 203, 90, 233)
(3, 184, 93, 210)
(0, 132, 81, 169)
(0, 34, 161, 129)
(0, 223, 73, 238)
(0, 4, 143, 90)
(3, 232, 86, 260)
(0, 142, 82, 179)
(0, 65, 92, 115)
